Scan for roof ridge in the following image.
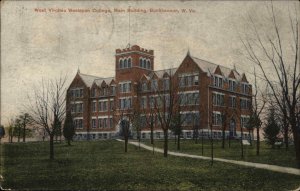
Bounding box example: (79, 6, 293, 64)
(191, 56, 232, 70)
(154, 67, 178, 72)
(79, 73, 102, 79)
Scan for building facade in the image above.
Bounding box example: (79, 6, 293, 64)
(66, 45, 252, 140)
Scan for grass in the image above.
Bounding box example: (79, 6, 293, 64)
(143, 138, 298, 168)
(0, 140, 299, 190)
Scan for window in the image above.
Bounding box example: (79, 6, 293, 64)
(111, 86, 116, 95)
(98, 119, 103, 128)
(180, 92, 199, 105)
(103, 101, 107, 111)
(92, 102, 96, 112)
(240, 98, 250, 110)
(74, 119, 83, 129)
(212, 92, 224, 106)
(143, 59, 147, 68)
(178, 73, 199, 87)
(194, 75, 199, 85)
(119, 97, 132, 109)
(91, 88, 96, 97)
(128, 58, 132, 68)
(98, 101, 108, 111)
(229, 80, 236, 91)
(119, 58, 131, 69)
(147, 60, 151, 69)
(139, 58, 143, 67)
(104, 118, 107, 128)
(71, 88, 84, 98)
(77, 103, 83, 113)
(241, 83, 249, 94)
(124, 59, 128, 68)
(150, 96, 155, 108)
(141, 81, 148, 92)
(119, 59, 123, 69)
(229, 96, 236, 108)
(213, 112, 222, 126)
(110, 100, 114, 111)
(141, 96, 147, 109)
(163, 78, 169, 90)
(119, 82, 131, 93)
(109, 118, 113, 128)
(241, 116, 250, 128)
(151, 79, 158, 91)
(92, 119, 97, 128)
(180, 112, 200, 126)
(71, 104, 76, 113)
(214, 76, 223, 88)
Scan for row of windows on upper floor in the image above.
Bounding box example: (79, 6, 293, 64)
(213, 76, 250, 94)
(118, 57, 152, 69)
(69, 76, 250, 99)
(212, 92, 251, 109)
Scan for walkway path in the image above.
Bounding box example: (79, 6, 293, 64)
(116, 139, 300, 176)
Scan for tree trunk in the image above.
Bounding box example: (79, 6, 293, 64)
(163, 130, 168, 157)
(150, 126, 154, 144)
(18, 127, 21, 142)
(222, 126, 225, 149)
(50, 135, 54, 160)
(125, 137, 128, 153)
(249, 129, 252, 146)
(174, 135, 177, 145)
(256, 126, 260, 156)
(67, 139, 71, 146)
(23, 125, 26, 142)
(241, 128, 244, 159)
(177, 133, 180, 150)
(284, 122, 289, 151)
(201, 129, 204, 155)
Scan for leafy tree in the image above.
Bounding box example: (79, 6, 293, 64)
(63, 111, 75, 146)
(263, 108, 280, 148)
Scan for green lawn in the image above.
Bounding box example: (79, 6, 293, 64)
(143, 139, 297, 168)
(1, 140, 300, 190)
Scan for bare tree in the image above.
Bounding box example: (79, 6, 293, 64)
(27, 76, 67, 160)
(247, 69, 266, 155)
(240, 2, 300, 167)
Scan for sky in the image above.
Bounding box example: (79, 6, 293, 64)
(1, 0, 298, 126)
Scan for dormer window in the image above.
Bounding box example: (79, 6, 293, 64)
(214, 76, 223, 88)
(241, 83, 249, 94)
(91, 88, 96, 97)
(229, 79, 236, 91)
(141, 81, 148, 92)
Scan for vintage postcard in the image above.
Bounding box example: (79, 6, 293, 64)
(1, 0, 300, 190)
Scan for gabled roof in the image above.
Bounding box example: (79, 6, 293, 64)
(94, 77, 114, 86)
(78, 72, 114, 88)
(154, 68, 177, 78)
(78, 73, 101, 87)
(190, 56, 240, 79)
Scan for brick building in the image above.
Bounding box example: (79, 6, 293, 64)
(66, 45, 252, 140)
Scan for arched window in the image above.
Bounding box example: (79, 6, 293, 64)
(119, 59, 123, 69)
(128, 58, 132, 68)
(124, 59, 128, 68)
(147, 60, 151, 69)
(143, 59, 147, 68)
(139, 58, 143, 67)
